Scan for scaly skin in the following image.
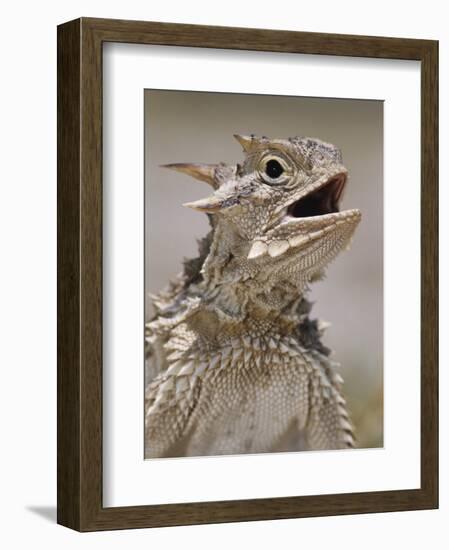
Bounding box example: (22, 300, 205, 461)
(145, 134, 361, 458)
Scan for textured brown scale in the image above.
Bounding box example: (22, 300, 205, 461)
(145, 134, 361, 458)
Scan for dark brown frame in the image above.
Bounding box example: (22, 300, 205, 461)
(57, 17, 438, 531)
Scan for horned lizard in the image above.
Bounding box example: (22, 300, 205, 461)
(145, 134, 361, 458)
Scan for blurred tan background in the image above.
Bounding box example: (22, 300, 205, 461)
(144, 90, 383, 449)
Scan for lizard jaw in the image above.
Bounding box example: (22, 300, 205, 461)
(247, 209, 361, 259)
(247, 173, 361, 260)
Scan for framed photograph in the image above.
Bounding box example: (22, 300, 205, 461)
(57, 17, 438, 531)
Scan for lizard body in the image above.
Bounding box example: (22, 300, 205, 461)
(145, 134, 361, 458)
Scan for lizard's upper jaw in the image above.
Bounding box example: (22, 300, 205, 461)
(247, 173, 361, 260)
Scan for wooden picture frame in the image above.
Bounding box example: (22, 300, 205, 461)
(57, 17, 438, 531)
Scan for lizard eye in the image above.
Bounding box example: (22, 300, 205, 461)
(265, 159, 284, 179)
(259, 155, 291, 185)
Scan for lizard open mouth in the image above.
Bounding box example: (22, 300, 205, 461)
(248, 173, 360, 260)
(287, 174, 347, 219)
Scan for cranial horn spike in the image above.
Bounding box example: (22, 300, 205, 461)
(162, 163, 218, 188)
(233, 134, 255, 152)
(183, 195, 224, 213)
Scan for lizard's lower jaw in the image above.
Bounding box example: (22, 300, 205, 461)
(247, 209, 361, 259)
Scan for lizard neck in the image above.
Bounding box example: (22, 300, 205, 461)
(187, 292, 302, 343)
(184, 284, 328, 357)
(169, 223, 327, 352)
(180, 226, 303, 340)
(193, 223, 309, 331)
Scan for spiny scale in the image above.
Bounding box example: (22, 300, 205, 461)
(145, 333, 354, 457)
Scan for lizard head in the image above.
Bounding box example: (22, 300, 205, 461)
(164, 134, 361, 306)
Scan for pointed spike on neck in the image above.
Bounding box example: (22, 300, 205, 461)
(162, 163, 218, 189)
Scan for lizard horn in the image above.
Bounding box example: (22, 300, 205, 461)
(233, 134, 255, 153)
(183, 195, 224, 213)
(162, 163, 218, 189)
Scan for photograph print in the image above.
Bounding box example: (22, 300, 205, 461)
(144, 90, 383, 459)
